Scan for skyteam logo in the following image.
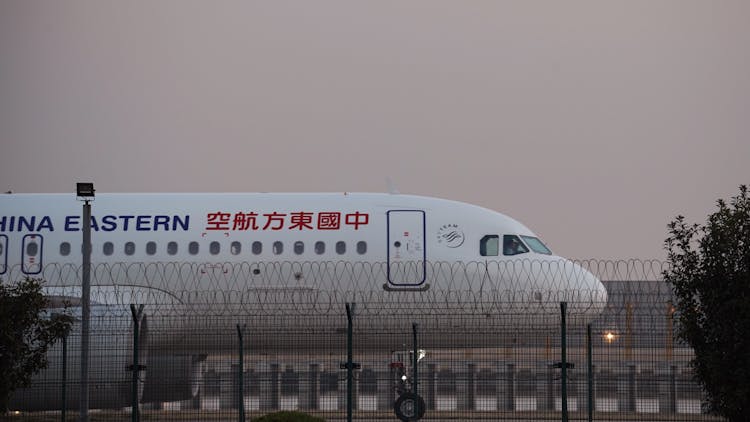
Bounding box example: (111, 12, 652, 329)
(436, 224, 465, 248)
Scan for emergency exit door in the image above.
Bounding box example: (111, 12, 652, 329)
(0, 235, 7, 275)
(387, 210, 426, 286)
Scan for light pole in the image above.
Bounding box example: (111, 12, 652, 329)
(76, 183, 94, 422)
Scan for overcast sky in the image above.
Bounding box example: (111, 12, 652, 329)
(1, 1, 748, 260)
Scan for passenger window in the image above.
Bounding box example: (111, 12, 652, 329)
(189, 241, 199, 255)
(294, 241, 304, 255)
(60, 242, 71, 256)
(167, 241, 178, 255)
(314, 241, 325, 255)
(273, 241, 283, 255)
(210, 241, 220, 255)
(356, 241, 367, 255)
(231, 241, 241, 255)
(480, 235, 499, 256)
(26, 242, 38, 256)
(103, 242, 114, 256)
(124, 242, 136, 256)
(252, 241, 262, 255)
(503, 235, 529, 256)
(335, 241, 346, 255)
(146, 241, 157, 255)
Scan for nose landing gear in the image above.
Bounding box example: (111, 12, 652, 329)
(391, 323, 426, 421)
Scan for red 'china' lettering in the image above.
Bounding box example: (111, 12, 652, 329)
(317, 212, 341, 230)
(345, 212, 369, 230)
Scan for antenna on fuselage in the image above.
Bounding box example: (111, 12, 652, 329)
(385, 177, 400, 195)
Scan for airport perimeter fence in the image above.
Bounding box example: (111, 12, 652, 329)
(3, 259, 723, 421)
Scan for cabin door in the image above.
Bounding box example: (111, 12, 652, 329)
(22, 234, 43, 275)
(387, 210, 426, 286)
(0, 235, 7, 275)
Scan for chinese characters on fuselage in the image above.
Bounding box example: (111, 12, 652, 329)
(205, 211, 370, 231)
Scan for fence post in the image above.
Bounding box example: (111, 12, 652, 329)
(61, 333, 67, 422)
(560, 302, 569, 422)
(129, 304, 145, 422)
(587, 324, 594, 422)
(412, 323, 419, 398)
(237, 324, 246, 422)
(341, 303, 359, 422)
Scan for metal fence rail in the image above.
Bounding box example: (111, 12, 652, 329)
(3, 260, 723, 421)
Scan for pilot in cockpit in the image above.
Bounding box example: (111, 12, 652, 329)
(503, 236, 525, 256)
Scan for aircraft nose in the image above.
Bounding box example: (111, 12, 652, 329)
(554, 257, 609, 315)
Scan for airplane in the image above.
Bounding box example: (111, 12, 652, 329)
(0, 192, 608, 410)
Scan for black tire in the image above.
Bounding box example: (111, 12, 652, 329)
(394, 392, 426, 422)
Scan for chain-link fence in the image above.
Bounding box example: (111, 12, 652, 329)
(3, 260, 722, 421)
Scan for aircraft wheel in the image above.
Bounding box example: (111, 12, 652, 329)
(394, 392, 426, 422)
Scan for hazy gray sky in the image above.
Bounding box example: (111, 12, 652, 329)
(1, 1, 748, 260)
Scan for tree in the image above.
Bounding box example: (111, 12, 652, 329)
(664, 185, 750, 421)
(0, 277, 73, 413)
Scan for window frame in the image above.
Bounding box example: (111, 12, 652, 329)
(480, 235, 499, 257)
(503, 234, 529, 256)
(520, 235, 552, 255)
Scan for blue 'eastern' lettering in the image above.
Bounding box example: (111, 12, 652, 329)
(0, 214, 191, 232)
(100, 215, 117, 232)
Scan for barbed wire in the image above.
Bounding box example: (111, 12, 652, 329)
(0, 259, 671, 317)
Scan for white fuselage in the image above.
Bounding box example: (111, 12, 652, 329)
(0, 192, 607, 349)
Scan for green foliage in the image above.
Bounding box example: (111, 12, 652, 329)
(0, 277, 74, 413)
(664, 185, 750, 422)
(252, 411, 326, 422)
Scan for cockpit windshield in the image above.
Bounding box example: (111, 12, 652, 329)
(520, 236, 552, 255)
(503, 235, 529, 256)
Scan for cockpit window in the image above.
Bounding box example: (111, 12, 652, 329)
(503, 235, 529, 256)
(520, 236, 552, 255)
(480, 235, 499, 256)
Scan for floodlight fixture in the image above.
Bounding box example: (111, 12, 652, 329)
(76, 183, 96, 201)
(76, 182, 95, 200)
